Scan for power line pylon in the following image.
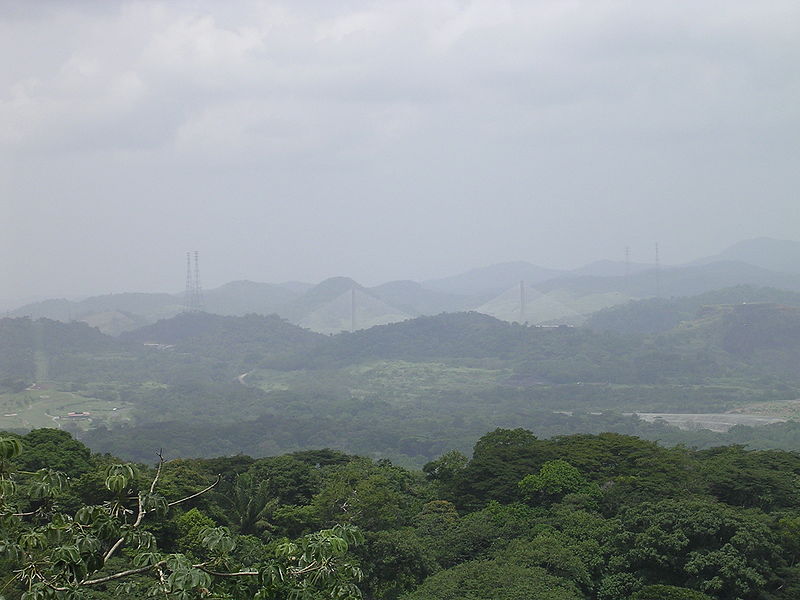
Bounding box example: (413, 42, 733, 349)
(182, 251, 205, 313)
(183, 252, 194, 312)
(193, 251, 205, 312)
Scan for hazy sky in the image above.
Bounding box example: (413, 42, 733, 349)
(2, 0, 799, 300)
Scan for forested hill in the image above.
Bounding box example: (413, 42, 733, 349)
(689, 303, 800, 378)
(0, 317, 117, 354)
(0, 317, 120, 380)
(264, 312, 533, 369)
(625, 301, 800, 383)
(0, 318, 36, 380)
(259, 307, 800, 385)
(586, 285, 800, 334)
(6, 304, 800, 390)
(121, 311, 324, 360)
(4, 305, 800, 469)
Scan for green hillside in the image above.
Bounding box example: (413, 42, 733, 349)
(586, 285, 800, 334)
(121, 311, 324, 360)
(3, 299, 800, 468)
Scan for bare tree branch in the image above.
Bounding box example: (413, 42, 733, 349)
(105, 451, 164, 564)
(103, 470, 220, 565)
(291, 562, 325, 575)
(168, 474, 221, 507)
(81, 562, 166, 587)
(149, 449, 164, 494)
(103, 536, 126, 565)
(196, 566, 258, 577)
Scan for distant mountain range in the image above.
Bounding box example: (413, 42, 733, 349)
(535, 261, 800, 297)
(8, 237, 800, 335)
(422, 261, 566, 296)
(691, 237, 800, 274)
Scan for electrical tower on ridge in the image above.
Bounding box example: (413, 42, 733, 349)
(182, 251, 205, 313)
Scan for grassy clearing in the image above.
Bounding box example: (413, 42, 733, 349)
(0, 386, 134, 432)
(344, 360, 509, 402)
(249, 360, 510, 404)
(246, 370, 304, 392)
(247, 362, 771, 413)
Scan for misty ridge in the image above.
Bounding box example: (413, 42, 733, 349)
(7, 240, 800, 599)
(5, 3, 800, 599)
(5, 232, 800, 464)
(7, 237, 800, 336)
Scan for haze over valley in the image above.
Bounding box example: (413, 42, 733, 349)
(8, 236, 800, 336)
(4, 234, 800, 467)
(3, 3, 800, 599)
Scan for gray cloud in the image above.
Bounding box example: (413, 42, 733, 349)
(2, 0, 799, 300)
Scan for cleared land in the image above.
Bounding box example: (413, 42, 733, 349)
(248, 360, 510, 404)
(631, 412, 787, 432)
(729, 398, 800, 420)
(0, 387, 133, 431)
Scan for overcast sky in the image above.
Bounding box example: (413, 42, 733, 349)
(2, 0, 799, 301)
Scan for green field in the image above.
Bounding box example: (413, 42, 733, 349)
(0, 386, 134, 432)
(249, 360, 510, 404)
(343, 360, 510, 402)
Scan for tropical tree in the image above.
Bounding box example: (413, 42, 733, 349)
(217, 472, 275, 535)
(617, 498, 782, 598)
(0, 437, 364, 599)
(401, 558, 583, 600)
(518, 460, 600, 506)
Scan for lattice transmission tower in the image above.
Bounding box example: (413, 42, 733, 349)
(182, 251, 205, 313)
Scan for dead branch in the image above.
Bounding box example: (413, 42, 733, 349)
(168, 474, 221, 507)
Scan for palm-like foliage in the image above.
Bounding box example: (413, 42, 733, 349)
(218, 472, 276, 535)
